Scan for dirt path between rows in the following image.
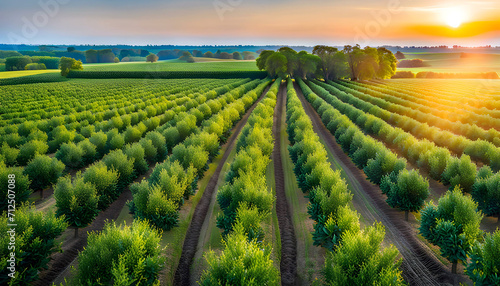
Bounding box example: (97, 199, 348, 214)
(174, 84, 272, 286)
(273, 83, 298, 285)
(293, 82, 463, 286)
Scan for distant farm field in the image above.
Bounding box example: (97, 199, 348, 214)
(0, 69, 58, 79)
(84, 59, 259, 72)
(398, 52, 500, 73)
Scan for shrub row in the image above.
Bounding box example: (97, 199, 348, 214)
(51, 79, 267, 234)
(306, 80, 500, 219)
(287, 79, 405, 284)
(301, 79, 496, 281)
(0, 79, 247, 163)
(200, 79, 282, 285)
(339, 79, 500, 132)
(299, 79, 431, 219)
(326, 80, 500, 165)
(129, 79, 271, 231)
(216, 78, 280, 239)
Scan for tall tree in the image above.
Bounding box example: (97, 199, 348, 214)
(146, 53, 159, 63)
(343, 45, 363, 80)
(377, 47, 398, 79)
(265, 52, 287, 78)
(277, 47, 298, 77)
(295, 51, 320, 79)
(312, 45, 339, 80)
(256, 50, 274, 70)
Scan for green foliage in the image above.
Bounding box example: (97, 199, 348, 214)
(125, 143, 149, 175)
(5, 56, 32, 71)
(466, 230, 500, 285)
(0, 162, 31, 212)
(323, 223, 405, 286)
(199, 223, 280, 286)
(103, 149, 136, 187)
(386, 169, 430, 214)
(23, 155, 65, 191)
(130, 182, 179, 231)
(419, 187, 483, 268)
(54, 174, 98, 228)
(76, 220, 164, 285)
(472, 173, 500, 218)
(0, 204, 67, 285)
(83, 162, 119, 210)
(59, 56, 83, 77)
(1, 143, 19, 167)
(24, 63, 46, 70)
(55, 142, 84, 168)
(442, 155, 477, 192)
(17, 140, 49, 165)
(146, 53, 159, 63)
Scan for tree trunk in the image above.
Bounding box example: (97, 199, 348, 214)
(74, 227, 79, 238)
(405, 211, 409, 222)
(452, 262, 457, 274)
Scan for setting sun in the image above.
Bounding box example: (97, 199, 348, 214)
(443, 7, 467, 28)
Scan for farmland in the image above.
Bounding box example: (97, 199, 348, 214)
(0, 56, 499, 286)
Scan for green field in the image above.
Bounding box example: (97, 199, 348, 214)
(84, 58, 259, 72)
(399, 52, 500, 73)
(0, 69, 58, 79)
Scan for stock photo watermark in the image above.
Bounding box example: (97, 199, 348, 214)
(213, 0, 243, 21)
(6, 174, 16, 279)
(7, 0, 70, 45)
(354, 0, 407, 46)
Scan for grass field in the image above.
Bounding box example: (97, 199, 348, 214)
(0, 69, 58, 79)
(399, 52, 500, 73)
(84, 58, 259, 72)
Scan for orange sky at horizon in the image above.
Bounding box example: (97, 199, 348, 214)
(1, 0, 500, 46)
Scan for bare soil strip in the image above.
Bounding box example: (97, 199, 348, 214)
(273, 83, 298, 285)
(293, 82, 460, 286)
(174, 85, 271, 286)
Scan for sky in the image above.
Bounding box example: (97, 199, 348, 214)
(1, 0, 500, 46)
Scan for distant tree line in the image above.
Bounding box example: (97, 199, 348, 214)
(4, 56, 60, 71)
(397, 59, 428, 68)
(256, 45, 398, 80)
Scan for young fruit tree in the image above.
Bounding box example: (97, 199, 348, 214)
(383, 169, 430, 221)
(419, 187, 483, 273)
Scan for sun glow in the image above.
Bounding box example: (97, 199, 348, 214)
(443, 7, 467, 28)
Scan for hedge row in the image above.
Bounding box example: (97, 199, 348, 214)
(67, 70, 268, 79)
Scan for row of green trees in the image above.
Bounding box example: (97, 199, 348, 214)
(300, 78, 498, 281)
(307, 80, 500, 219)
(129, 79, 270, 230)
(53, 79, 266, 234)
(0, 80, 250, 216)
(0, 80, 262, 285)
(300, 79, 430, 220)
(345, 80, 500, 134)
(201, 79, 282, 285)
(342, 81, 500, 151)
(4, 56, 60, 70)
(287, 79, 405, 284)
(256, 45, 397, 80)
